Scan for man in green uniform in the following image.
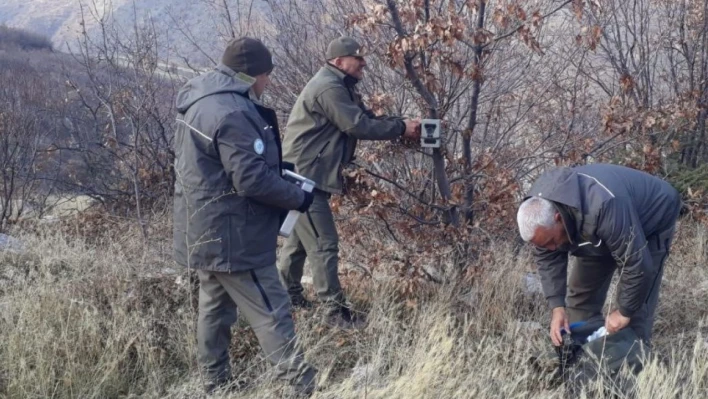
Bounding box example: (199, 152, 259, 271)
(278, 36, 421, 327)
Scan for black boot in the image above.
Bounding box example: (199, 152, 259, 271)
(204, 377, 248, 395)
(290, 293, 314, 310)
(325, 304, 365, 329)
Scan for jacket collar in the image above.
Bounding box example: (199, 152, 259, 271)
(525, 167, 610, 249)
(552, 202, 578, 246)
(215, 63, 256, 92)
(214, 63, 272, 106)
(324, 63, 359, 88)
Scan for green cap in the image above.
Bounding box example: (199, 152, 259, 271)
(326, 36, 366, 60)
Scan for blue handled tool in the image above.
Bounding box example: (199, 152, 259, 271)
(560, 321, 587, 336)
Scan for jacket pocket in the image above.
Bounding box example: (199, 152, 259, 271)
(228, 213, 277, 267)
(247, 197, 277, 216)
(186, 213, 230, 271)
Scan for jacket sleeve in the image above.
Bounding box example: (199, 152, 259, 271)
(215, 111, 305, 210)
(362, 106, 404, 123)
(596, 197, 652, 318)
(534, 247, 569, 310)
(315, 86, 406, 140)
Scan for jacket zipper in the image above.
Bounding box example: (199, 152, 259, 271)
(314, 140, 330, 166)
(304, 141, 330, 238)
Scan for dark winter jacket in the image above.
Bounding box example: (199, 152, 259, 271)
(525, 164, 682, 317)
(173, 64, 305, 271)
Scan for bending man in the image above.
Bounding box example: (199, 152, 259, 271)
(517, 164, 681, 347)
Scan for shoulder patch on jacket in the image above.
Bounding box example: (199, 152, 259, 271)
(253, 138, 265, 155)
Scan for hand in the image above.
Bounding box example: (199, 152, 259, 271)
(402, 118, 421, 140)
(550, 307, 570, 347)
(296, 191, 314, 213)
(281, 161, 295, 172)
(605, 310, 630, 334)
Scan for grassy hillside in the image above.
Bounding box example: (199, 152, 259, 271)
(0, 213, 706, 398)
(2, 5, 708, 399)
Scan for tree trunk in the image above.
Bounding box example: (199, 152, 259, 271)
(463, 0, 486, 225)
(386, 0, 458, 226)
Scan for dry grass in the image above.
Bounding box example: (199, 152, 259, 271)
(0, 214, 707, 398)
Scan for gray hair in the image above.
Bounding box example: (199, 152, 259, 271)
(517, 197, 556, 242)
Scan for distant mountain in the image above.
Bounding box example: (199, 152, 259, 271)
(0, 0, 271, 65)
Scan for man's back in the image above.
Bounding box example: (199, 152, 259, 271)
(528, 163, 681, 239)
(572, 164, 680, 236)
(175, 66, 254, 196)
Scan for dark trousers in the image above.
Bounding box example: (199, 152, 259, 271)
(196, 266, 316, 393)
(566, 221, 678, 345)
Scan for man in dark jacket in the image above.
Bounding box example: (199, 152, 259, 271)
(278, 36, 420, 327)
(173, 37, 317, 394)
(516, 164, 682, 347)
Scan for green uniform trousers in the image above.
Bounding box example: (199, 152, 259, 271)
(277, 190, 345, 306)
(196, 266, 316, 393)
